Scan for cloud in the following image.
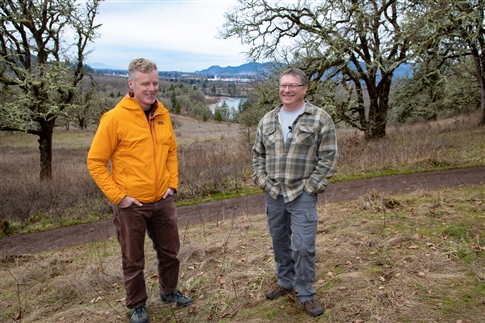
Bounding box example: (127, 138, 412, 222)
(86, 0, 249, 72)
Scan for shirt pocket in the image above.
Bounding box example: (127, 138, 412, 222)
(295, 125, 316, 147)
(262, 126, 277, 147)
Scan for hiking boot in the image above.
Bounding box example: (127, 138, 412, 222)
(265, 284, 295, 300)
(130, 304, 149, 323)
(301, 299, 325, 317)
(160, 291, 193, 307)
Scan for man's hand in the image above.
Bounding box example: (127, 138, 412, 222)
(162, 188, 175, 199)
(118, 196, 142, 208)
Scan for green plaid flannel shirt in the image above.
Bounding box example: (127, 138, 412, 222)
(252, 102, 338, 203)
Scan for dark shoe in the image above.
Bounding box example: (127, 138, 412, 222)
(265, 284, 294, 300)
(301, 299, 325, 317)
(130, 304, 149, 323)
(160, 291, 193, 307)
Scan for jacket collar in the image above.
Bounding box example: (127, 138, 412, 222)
(120, 97, 168, 115)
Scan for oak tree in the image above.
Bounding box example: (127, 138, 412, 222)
(414, 0, 485, 125)
(0, 0, 101, 179)
(221, 1, 441, 139)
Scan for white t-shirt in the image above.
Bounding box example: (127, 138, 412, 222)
(279, 104, 305, 144)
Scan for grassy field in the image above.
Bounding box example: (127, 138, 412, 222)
(1, 185, 484, 322)
(0, 115, 485, 323)
(1, 112, 484, 237)
(1, 112, 484, 322)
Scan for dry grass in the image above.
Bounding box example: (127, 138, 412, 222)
(0, 116, 250, 234)
(0, 112, 484, 236)
(337, 114, 485, 178)
(173, 115, 242, 146)
(1, 185, 484, 322)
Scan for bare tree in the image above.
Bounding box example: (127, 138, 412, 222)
(72, 76, 102, 130)
(221, 0, 427, 139)
(0, 0, 101, 179)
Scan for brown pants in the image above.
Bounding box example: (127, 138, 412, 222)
(113, 196, 180, 309)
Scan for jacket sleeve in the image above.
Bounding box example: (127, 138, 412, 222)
(87, 113, 126, 204)
(165, 117, 179, 192)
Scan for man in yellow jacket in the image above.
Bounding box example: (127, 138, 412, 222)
(87, 58, 192, 323)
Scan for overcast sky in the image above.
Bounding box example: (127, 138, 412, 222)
(85, 0, 250, 72)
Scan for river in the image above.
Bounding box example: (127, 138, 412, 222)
(209, 97, 243, 111)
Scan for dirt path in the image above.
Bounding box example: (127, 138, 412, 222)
(2, 167, 484, 258)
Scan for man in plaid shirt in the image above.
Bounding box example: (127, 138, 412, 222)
(253, 67, 338, 317)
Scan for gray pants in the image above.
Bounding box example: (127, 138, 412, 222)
(265, 191, 318, 302)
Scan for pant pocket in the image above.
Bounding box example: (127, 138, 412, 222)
(305, 209, 318, 222)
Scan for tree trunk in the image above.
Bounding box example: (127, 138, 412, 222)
(364, 81, 390, 140)
(469, 31, 485, 126)
(37, 119, 55, 180)
(364, 113, 387, 140)
(474, 55, 485, 126)
(480, 84, 485, 126)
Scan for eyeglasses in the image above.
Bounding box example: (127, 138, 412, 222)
(279, 83, 304, 90)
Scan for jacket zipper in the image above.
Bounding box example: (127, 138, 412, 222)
(148, 112, 159, 200)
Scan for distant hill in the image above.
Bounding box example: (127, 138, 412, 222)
(193, 61, 412, 78)
(88, 62, 272, 78)
(348, 61, 413, 80)
(88, 61, 412, 79)
(89, 62, 124, 70)
(195, 62, 271, 76)
(392, 62, 413, 78)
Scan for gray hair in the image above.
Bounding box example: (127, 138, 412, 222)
(128, 58, 158, 81)
(280, 67, 308, 86)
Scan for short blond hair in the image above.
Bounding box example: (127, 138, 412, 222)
(128, 58, 157, 80)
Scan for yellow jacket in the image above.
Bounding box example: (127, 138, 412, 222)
(87, 97, 178, 205)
